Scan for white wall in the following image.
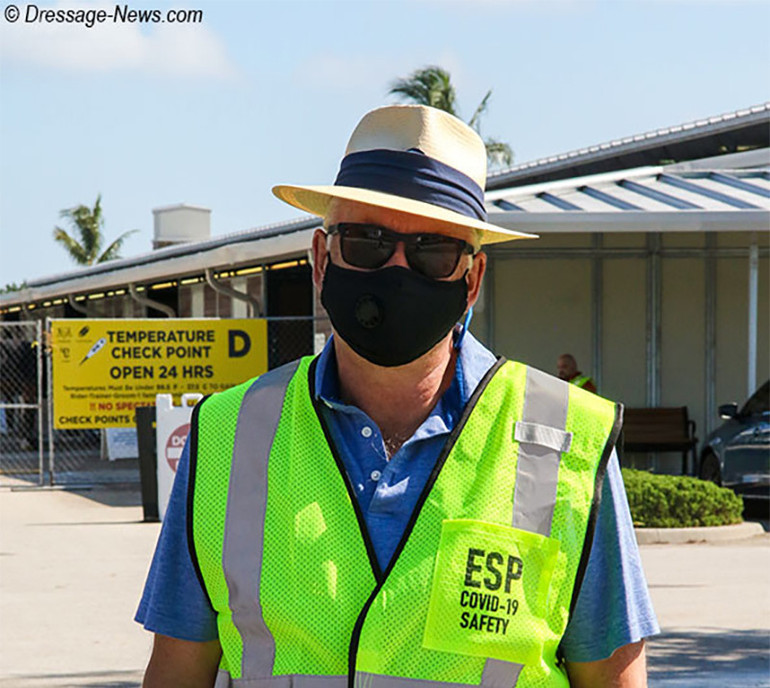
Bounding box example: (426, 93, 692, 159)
(488, 230, 769, 474)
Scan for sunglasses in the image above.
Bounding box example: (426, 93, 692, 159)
(327, 223, 475, 279)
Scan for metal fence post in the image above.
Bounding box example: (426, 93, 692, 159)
(36, 320, 44, 486)
(46, 317, 55, 486)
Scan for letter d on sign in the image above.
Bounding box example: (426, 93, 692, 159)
(228, 330, 251, 358)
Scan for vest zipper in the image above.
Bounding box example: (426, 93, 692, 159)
(344, 357, 507, 687)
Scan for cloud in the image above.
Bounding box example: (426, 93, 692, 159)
(0, 1, 236, 79)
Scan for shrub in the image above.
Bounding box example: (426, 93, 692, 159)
(621, 468, 744, 528)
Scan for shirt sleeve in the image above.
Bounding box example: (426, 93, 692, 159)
(134, 438, 219, 642)
(559, 450, 660, 662)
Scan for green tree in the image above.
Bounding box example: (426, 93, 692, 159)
(389, 66, 514, 169)
(0, 281, 27, 294)
(53, 194, 138, 265)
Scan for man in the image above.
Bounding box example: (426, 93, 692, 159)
(557, 354, 598, 394)
(137, 105, 658, 687)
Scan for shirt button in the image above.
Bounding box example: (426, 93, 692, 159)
(370, 470, 381, 481)
(361, 426, 373, 438)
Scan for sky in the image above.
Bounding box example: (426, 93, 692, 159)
(1, 0, 768, 287)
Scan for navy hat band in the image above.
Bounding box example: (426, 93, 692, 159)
(334, 149, 487, 222)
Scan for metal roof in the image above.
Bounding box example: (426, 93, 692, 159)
(486, 102, 770, 191)
(0, 216, 321, 309)
(26, 215, 319, 289)
(486, 165, 770, 234)
(4, 164, 768, 309)
(3, 103, 769, 311)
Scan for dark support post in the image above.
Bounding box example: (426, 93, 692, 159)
(592, 233, 604, 392)
(135, 406, 159, 522)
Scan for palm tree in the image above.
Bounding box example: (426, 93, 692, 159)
(0, 281, 27, 294)
(389, 66, 514, 169)
(53, 195, 138, 265)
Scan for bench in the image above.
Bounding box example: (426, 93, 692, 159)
(619, 407, 698, 475)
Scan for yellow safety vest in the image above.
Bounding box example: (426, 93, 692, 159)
(190, 356, 621, 687)
(570, 375, 594, 391)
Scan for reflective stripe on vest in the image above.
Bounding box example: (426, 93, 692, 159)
(482, 367, 571, 686)
(356, 674, 504, 688)
(194, 358, 619, 688)
(513, 367, 570, 536)
(225, 360, 300, 678)
(215, 669, 347, 687)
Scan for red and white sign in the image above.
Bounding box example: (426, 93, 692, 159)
(155, 394, 202, 520)
(165, 423, 190, 472)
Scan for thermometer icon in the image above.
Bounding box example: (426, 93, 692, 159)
(80, 337, 106, 365)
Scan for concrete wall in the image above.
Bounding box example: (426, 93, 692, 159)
(660, 257, 705, 430)
(492, 256, 592, 374)
(490, 232, 593, 377)
(602, 257, 647, 408)
(488, 230, 769, 474)
(715, 255, 770, 408)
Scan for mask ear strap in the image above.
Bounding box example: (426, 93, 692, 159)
(454, 306, 473, 350)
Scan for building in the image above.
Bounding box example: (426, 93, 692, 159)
(2, 102, 769, 474)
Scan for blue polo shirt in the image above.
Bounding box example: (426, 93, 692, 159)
(136, 333, 658, 662)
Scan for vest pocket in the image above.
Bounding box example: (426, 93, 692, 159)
(422, 518, 560, 667)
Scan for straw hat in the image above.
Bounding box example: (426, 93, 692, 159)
(272, 105, 536, 246)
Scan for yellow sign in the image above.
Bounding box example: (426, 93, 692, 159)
(51, 319, 267, 429)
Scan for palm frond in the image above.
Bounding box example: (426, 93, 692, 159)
(92, 194, 103, 226)
(54, 194, 137, 265)
(389, 65, 458, 116)
(60, 210, 93, 256)
(53, 227, 92, 265)
(484, 139, 514, 169)
(97, 229, 139, 263)
(468, 90, 492, 131)
(388, 66, 515, 171)
(57, 195, 106, 261)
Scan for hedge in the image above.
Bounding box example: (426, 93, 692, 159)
(621, 468, 744, 528)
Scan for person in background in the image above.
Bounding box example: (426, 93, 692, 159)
(558, 353, 598, 394)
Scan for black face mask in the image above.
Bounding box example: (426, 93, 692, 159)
(321, 262, 468, 367)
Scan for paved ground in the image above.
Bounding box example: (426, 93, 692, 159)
(643, 536, 770, 687)
(0, 480, 768, 687)
(0, 482, 155, 688)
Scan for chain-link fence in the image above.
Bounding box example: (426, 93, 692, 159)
(44, 316, 325, 486)
(267, 315, 320, 369)
(0, 321, 44, 486)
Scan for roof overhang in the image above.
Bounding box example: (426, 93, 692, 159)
(488, 209, 770, 234)
(1, 223, 317, 309)
(4, 153, 770, 311)
(485, 163, 770, 234)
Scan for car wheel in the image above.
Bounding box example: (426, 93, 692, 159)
(699, 452, 722, 486)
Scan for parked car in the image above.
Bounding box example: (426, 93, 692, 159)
(699, 380, 770, 505)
